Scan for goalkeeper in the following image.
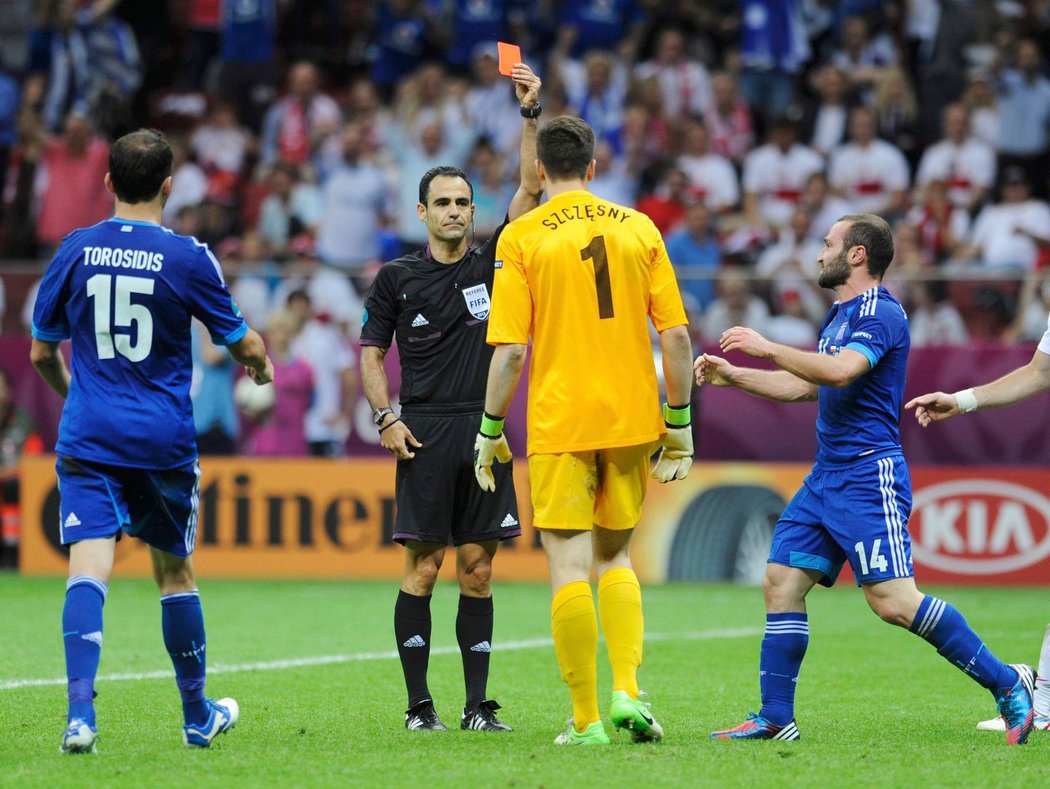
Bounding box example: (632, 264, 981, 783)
(474, 115, 694, 746)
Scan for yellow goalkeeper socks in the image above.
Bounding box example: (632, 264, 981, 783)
(551, 581, 599, 731)
(598, 567, 643, 700)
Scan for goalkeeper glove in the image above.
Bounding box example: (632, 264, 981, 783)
(652, 403, 693, 483)
(474, 412, 513, 492)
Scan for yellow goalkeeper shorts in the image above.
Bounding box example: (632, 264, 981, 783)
(528, 443, 653, 531)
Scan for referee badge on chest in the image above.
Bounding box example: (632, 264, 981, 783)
(462, 283, 491, 320)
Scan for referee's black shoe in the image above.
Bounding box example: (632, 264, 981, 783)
(405, 700, 447, 731)
(461, 700, 513, 731)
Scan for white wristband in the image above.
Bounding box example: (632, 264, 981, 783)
(954, 388, 978, 414)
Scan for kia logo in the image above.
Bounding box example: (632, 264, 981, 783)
(911, 480, 1050, 574)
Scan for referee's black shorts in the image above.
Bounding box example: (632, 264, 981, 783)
(393, 408, 521, 546)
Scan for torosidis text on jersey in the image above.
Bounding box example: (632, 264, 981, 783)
(82, 246, 164, 271)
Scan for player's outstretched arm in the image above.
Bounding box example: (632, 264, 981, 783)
(228, 328, 273, 384)
(30, 339, 71, 398)
(695, 353, 818, 402)
(507, 64, 542, 222)
(720, 325, 869, 389)
(905, 347, 1050, 427)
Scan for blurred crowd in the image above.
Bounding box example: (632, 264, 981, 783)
(2, 0, 1050, 461)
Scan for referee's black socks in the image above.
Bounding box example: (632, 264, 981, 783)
(457, 594, 494, 707)
(394, 590, 433, 709)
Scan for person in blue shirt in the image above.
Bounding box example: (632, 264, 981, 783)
(30, 128, 273, 754)
(695, 214, 1036, 746)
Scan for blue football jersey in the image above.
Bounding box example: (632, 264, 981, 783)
(814, 286, 909, 466)
(32, 218, 248, 469)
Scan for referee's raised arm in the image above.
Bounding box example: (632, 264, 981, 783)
(507, 63, 543, 222)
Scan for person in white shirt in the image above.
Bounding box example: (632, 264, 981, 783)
(828, 106, 909, 217)
(955, 167, 1050, 271)
(742, 116, 824, 230)
(801, 171, 854, 245)
(700, 269, 771, 342)
(755, 207, 827, 325)
(633, 27, 712, 119)
(676, 117, 739, 214)
(915, 103, 996, 214)
(908, 279, 969, 347)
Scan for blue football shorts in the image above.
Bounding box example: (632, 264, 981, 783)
(56, 455, 201, 557)
(769, 452, 914, 586)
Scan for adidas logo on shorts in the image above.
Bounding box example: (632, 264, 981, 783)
(500, 514, 518, 529)
(411, 314, 429, 327)
(64, 512, 82, 528)
(403, 634, 426, 648)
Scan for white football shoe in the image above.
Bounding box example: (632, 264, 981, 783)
(976, 715, 1006, 732)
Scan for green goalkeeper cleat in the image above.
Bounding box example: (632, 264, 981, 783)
(610, 690, 664, 742)
(554, 719, 611, 745)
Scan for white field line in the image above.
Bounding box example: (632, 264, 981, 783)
(0, 627, 760, 691)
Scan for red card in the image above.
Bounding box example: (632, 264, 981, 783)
(497, 42, 521, 76)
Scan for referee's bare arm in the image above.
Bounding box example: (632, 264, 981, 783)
(361, 345, 422, 459)
(507, 64, 542, 222)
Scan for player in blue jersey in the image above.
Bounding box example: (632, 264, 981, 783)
(30, 128, 273, 754)
(696, 214, 1036, 746)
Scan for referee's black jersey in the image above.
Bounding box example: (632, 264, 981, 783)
(360, 222, 507, 410)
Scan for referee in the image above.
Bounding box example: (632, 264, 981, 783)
(360, 63, 542, 732)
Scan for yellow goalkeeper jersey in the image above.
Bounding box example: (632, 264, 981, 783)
(488, 189, 688, 455)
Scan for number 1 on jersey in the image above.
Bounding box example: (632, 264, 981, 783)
(580, 235, 614, 319)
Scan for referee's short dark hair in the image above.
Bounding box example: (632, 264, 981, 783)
(108, 129, 174, 204)
(418, 166, 473, 206)
(840, 213, 895, 280)
(537, 116, 595, 181)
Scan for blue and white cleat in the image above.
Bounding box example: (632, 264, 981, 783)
(60, 719, 98, 754)
(996, 664, 1035, 746)
(183, 697, 239, 748)
(710, 712, 800, 741)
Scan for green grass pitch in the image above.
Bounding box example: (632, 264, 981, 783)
(0, 575, 1046, 787)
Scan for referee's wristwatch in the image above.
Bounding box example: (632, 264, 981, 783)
(372, 407, 395, 426)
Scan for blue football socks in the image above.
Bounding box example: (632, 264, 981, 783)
(63, 576, 108, 725)
(910, 595, 1017, 692)
(161, 590, 208, 725)
(759, 612, 809, 726)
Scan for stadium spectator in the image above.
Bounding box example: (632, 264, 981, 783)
(286, 287, 357, 457)
(552, 47, 628, 155)
(31, 128, 272, 754)
(961, 67, 999, 150)
(800, 170, 854, 245)
(243, 309, 314, 457)
(175, 0, 221, 90)
(212, 0, 278, 132)
(255, 161, 323, 259)
(393, 62, 470, 149)
(370, 0, 448, 101)
(737, 0, 811, 123)
(0, 63, 18, 214)
(700, 268, 771, 343)
(700, 213, 1036, 746)
(633, 27, 713, 120)
(360, 64, 542, 734)
(443, 0, 520, 74)
(589, 139, 636, 206)
(675, 117, 739, 215)
(828, 13, 897, 101)
(554, 0, 646, 60)
(765, 287, 817, 347)
(827, 106, 909, 219)
(190, 318, 239, 455)
(994, 37, 1050, 200)
(703, 70, 755, 167)
(664, 200, 722, 318)
(796, 64, 853, 158)
(466, 140, 512, 242)
(742, 115, 824, 230)
(871, 67, 922, 172)
(315, 121, 391, 269)
(34, 111, 111, 254)
(954, 167, 1050, 271)
(2, 106, 46, 259)
(161, 135, 208, 226)
(259, 61, 341, 168)
(915, 103, 996, 215)
(189, 99, 253, 179)
(227, 231, 281, 330)
(0, 367, 43, 569)
(620, 84, 672, 181)
(905, 179, 969, 267)
(1007, 269, 1050, 344)
(635, 165, 690, 235)
(477, 114, 693, 745)
(755, 206, 826, 324)
(908, 278, 969, 347)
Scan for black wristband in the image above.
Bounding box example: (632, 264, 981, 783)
(378, 417, 402, 434)
(520, 104, 541, 118)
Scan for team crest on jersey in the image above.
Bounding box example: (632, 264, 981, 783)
(462, 283, 491, 320)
